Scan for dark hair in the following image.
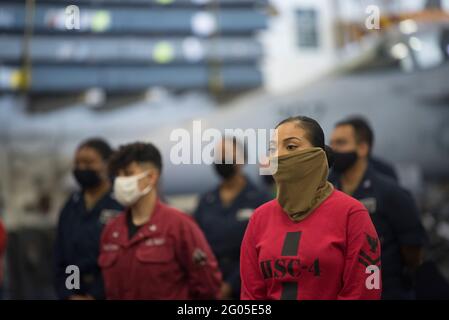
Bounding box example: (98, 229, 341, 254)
(276, 116, 334, 167)
(335, 117, 374, 153)
(78, 138, 113, 161)
(109, 142, 162, 175)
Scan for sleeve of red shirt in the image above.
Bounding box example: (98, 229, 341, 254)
(177, 216, 222, 299)
(337, 208, 382, 300)
(240, 214, 267, 300)
(0, 219, 6, 285)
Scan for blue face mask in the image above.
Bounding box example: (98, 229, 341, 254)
(214, 163, 237, 180)
(73, 169, 101, 190)
(332, 151, 358, 173)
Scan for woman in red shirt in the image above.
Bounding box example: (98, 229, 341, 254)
(240, 116, 381, 300)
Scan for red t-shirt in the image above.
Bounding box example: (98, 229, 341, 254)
(240, 189, 381, 300)
(0, 220, 6, 285)
(99, 200, 222, 300)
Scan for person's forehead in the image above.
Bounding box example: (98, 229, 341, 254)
(217, 138, 240, 153)
(219, 138, 235, 148)
(333, 124, 355, 137)
(276, 122, 307, 140)
(76, 146, 100, 158)
(124, 161, 147, 171)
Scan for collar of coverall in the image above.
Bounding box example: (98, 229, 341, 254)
(112, 198, 163, 247)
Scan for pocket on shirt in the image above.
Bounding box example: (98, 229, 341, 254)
(98, 251, 119, 268)
(135, 245, 174, 264)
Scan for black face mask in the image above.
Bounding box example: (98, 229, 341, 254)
(214, 163, 237, 180)
(332, 151, 358, 173)
(73, 169, 102, 190)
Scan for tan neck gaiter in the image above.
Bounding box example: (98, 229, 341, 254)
(272, 147, 334, 222)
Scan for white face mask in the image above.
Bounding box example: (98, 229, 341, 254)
(113, 171, 152, 207)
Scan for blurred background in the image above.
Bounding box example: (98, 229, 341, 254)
(0, 0, 449, 299)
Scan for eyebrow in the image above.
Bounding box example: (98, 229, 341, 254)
(283, 137, 302, 143)
(269, 136, 303, 148)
